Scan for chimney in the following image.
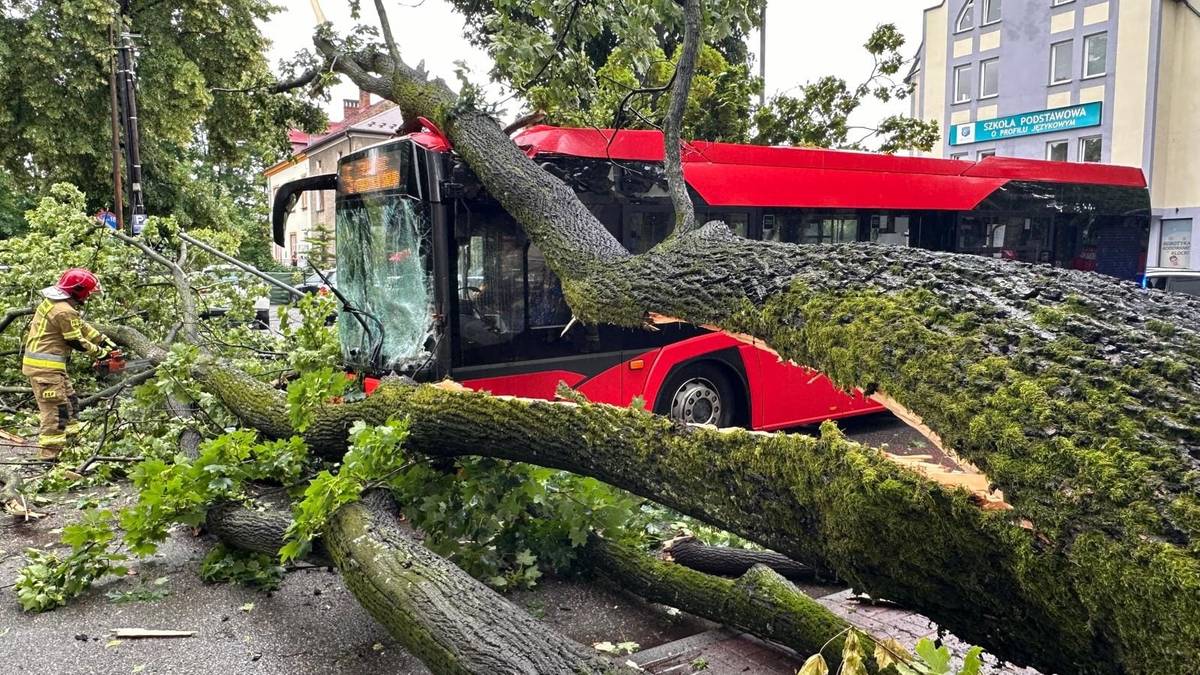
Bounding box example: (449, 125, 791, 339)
(342, 89, 373, 122)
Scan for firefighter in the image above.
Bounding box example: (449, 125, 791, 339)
(20, 268, 120, 460)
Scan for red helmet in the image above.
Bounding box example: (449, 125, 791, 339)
(56, 268, 102, 301)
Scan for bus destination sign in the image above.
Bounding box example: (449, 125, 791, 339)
(950, 102, 1102, 146)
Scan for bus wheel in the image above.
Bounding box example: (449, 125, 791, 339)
(659, 365, 738, 428)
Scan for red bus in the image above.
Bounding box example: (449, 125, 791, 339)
(272, 123, 1149, 430)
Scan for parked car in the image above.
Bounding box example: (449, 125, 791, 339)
(198, 265, 271, 328)
(298, 269, 336, 295)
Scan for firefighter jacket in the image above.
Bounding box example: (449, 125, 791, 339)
(21, 298, 113, 375)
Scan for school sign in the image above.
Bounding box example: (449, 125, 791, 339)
(950, 102, 1103, 146)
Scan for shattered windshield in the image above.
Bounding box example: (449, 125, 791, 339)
(335, 190, 433, 371)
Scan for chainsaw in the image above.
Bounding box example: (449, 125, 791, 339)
(92, 349, 127, 378)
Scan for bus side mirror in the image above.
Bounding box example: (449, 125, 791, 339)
(271, 173, 339, 246)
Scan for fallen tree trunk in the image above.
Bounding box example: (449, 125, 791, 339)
(659, 536, 814, 581)
(327, 490, 628, 675)
(586, 536, 851, 664)
(99, 18, 1200, 673)
(207, 491, 630, 674)
(206, 499, 858, 669)
(105, 320, 1198, 674)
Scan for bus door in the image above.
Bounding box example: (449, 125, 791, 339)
(448, 206, 630, 399)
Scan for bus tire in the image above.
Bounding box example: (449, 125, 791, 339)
(656, 363, 743, 428)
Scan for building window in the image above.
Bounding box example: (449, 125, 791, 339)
(1046, 140, 1069, 161)
(979, 58, 999, 98)
(956, 0, 975, 32)
(978, 149, 996, 158)
(1052, 0, 1074, 5)
(951, 152, 969, 160)
(1049, 40, 1073, 84)
(316, 190, 325, 212)
(1083, 32, 1107, 78)
(1079, 136, 1102, 163)
(954, 65, 972, 103)
(1159, 219, 1193, 269)
(982, 0, 1001, 24)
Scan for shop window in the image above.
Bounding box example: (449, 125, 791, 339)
(1159, 219, 1193, 270)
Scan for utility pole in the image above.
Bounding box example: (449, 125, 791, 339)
(107, 24, 125, 232)
(116, 29, 146, 234)
(759, 4, 767, 107)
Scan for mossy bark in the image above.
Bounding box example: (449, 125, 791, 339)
(170, 28, 1200, 674)
(207, 495, 628, 674)
(586, 536, 852, 666)
(175, 357, 1189, 674)
(324, 490, 629, 675)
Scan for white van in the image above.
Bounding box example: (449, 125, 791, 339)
(1143, 268, 1200, 297)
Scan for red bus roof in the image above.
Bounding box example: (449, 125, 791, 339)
(410, 124, 1148, 212)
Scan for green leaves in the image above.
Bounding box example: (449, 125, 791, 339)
(200, 543, 285, 591)
(751, 24, 937, 153)
(282, 419, 412, 562)
(14, 508, 127, 612)
(286, 367, 350, 432)
(388, 455, 645, 590)
(0, 0, 325, 240)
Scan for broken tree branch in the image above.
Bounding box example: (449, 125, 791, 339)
(0, 306, 33, 334)
(105, 228, 200, 344)
(659, 535, 814, 581)
(326, 490, 632, 674)
(662, 0, 700, 234)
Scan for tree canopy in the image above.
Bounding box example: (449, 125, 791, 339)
(0, 0, 325, 252)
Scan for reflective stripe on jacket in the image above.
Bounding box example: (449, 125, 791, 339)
(21, 298, 110, 374)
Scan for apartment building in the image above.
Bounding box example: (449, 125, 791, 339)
(263, 92, 404, 268)
(908, 0, 1200, 271)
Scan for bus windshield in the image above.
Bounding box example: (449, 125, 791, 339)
(335, 190, 433, 371)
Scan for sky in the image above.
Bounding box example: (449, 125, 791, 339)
(263, 0, 936, 147)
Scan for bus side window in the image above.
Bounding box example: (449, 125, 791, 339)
(625, 209, 674, 253)
(703, 212, 749, 238)
(526, 243, 572, 328)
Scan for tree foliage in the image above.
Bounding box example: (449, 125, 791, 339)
(752, 24, 938, 152)
(447, 0, 764, 140)
(0, 0, 325, 259)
